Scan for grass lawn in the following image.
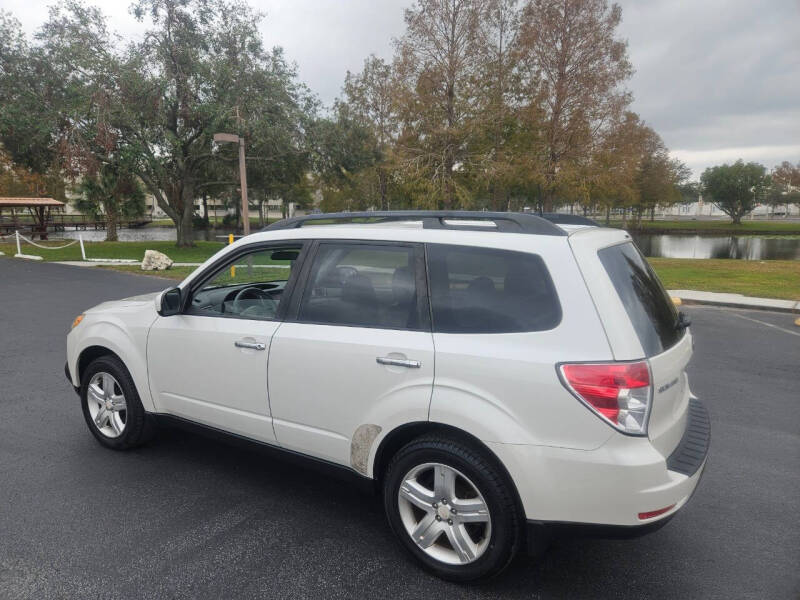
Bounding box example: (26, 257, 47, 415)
(95, 258, 800, 301)
(649, 258, 800, 300)
(608, 219, 800, 233)
(0, 240, 225, 263)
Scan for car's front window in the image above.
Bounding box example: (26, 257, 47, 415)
(189, 245, 302, 320)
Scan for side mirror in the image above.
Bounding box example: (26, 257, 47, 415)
(159, 287, 183, 316)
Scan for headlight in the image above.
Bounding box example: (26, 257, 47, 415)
(71, 314, 85, 329)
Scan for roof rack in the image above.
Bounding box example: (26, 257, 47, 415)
(263, 211, 567, 236)
(538, 213, 600, 226)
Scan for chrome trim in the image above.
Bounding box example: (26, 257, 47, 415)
(235, 340, 266, 351)
(376, 356, 421, 368)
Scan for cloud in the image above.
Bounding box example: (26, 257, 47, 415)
(617, 0, 800, 177)
(257, 0, 408, 103)
(671, 145, 800, 179)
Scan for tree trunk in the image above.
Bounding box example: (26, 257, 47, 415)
(173, 187, 196, 247)
(202, 192, 209, 228)
(605, 205, 610, 225)
(105, 202, 118, 242)
(175, 208, 194, 246)
(378, 168, 388, 210)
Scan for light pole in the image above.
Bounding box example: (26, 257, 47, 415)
(213, 132, 250, 236)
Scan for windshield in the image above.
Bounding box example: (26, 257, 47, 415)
(598, 242, 683, 357)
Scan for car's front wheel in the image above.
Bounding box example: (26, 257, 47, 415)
(80, 355, 154, 450)
(383, 435, 522, 582)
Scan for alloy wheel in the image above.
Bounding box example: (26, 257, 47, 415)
(86, 372, 127, 438)
(397, 462, 492, 565)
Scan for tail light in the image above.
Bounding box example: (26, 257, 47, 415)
(559, 361, 652, 435)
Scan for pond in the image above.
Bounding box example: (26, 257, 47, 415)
(54, 227, 235, 243)
(53, 227, 800, 260)
(630, 233, 800, 260)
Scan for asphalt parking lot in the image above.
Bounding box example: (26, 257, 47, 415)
(1, 258, 798, 599)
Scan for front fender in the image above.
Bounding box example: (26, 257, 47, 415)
(67, 314, 156, 412)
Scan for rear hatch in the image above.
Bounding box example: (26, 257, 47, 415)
(569, 229, 692, 456)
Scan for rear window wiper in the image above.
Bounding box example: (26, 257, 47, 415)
(675, 311, 692, 331)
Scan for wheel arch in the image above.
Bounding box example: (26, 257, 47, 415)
(72, 328, 155, 413)
(371, 421, 526, 526)
(77, 345, 124, 384)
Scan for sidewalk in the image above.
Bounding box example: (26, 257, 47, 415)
(668, 289, 799, 313)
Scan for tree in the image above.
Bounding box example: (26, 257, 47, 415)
(76, 161, 145, 241)
(700, 160, 770, 224)
(517, 0, 632, 211)
(342, 55, 398, 209)
(116, 0, 309, 246)
(393, 0, 485, 207)
(0, 4, 117, 184)
(469, 0, 529, 211)
(677, 181, 701, 204)
(634, 133, 689, 222)
(309, 103, 380, 212)
(0, 149, 66, 200)
(769, 160, 800, 214)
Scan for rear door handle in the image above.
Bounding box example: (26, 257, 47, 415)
(376, 356, 421, 368)
(235, 340, 266, 351)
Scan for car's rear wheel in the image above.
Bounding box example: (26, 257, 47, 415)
(383, 435, 521, 582)
(80, 355, 154, 450)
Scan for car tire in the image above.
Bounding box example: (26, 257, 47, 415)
(383, 435, 522, 582)
(80, 355, 155, 450)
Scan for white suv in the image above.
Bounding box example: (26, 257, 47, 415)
(65, 211, 709, 581)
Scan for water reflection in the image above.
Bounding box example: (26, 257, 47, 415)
(53, 228, 232, 242)
(631, 233, 800, 260)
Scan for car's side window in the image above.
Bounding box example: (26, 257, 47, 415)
(298, 242, 420, 329)
(188, 245, 302, 320)
(426, 244, 561, 333)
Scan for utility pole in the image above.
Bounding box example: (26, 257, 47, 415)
(213, 132, 250, 236)
(238, 136, 249, 236)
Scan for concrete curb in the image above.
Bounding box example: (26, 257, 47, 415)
(668, 289, 800, 314)
(52, 261, 203, 267)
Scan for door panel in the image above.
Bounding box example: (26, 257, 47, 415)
(147, 242, 306, 443)
(148, 315, 280, 443)
(268, 323, 434, 465)
(267, 240, 434, 467)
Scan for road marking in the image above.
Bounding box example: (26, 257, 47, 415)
(729, 312, 800, 338)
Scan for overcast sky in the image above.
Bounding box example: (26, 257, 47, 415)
(6, 0, 800, 179)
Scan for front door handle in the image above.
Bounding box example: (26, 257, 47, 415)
(235, 340, 266, 351)
(376, 356, 421, 368)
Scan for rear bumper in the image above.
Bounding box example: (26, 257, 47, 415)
(487, 397, 710, 529)
(666, 397, 710, 477)
(524, 512, 677, 555)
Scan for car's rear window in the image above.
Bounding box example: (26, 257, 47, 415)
(426, 244, 561, 333)
(598, 242, 683, 356)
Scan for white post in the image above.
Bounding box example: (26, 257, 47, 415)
(79, 235, 86, 261)
(16, 230, 21, 256)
